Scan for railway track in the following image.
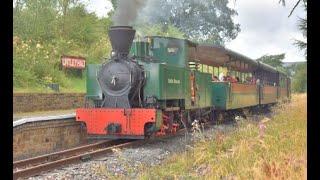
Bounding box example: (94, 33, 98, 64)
(13, 139, 145, 179)
(12, 119, 233, 180)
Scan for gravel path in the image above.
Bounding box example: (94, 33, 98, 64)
(24, 114, 269, 180)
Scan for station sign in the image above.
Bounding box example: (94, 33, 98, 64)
(61, 55, 86, 69)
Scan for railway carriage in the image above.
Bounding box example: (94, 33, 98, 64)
(76, 26, 291, 139)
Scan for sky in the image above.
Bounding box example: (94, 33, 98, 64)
(75, 0, 306, 63)
(225, 0, 306, 62)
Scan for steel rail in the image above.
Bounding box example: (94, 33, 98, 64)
(13, 140, 142, 179)
(13, 140, 120, 169)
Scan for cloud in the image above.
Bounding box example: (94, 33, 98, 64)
(226, 0, 306, 62)
(84, 0, 113, 18)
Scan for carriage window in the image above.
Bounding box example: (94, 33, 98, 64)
(167, 47, 179, 55)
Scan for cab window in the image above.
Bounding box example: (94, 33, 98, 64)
(167, 47, 179, 54)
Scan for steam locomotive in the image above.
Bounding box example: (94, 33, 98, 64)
(76, 26, 291, 139)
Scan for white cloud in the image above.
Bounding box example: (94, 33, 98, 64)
(84, 0, 113, 18)
(226, 0, 306, 62)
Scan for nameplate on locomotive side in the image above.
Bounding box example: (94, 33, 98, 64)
(168, 78, 181, 84)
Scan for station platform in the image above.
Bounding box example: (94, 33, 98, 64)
(13, 109, 76, 121)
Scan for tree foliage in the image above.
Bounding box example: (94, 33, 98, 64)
(256, 53, 292, 76)
(256, 53, 306, 92)
(256, 53, 285, 68)
(13, 0, 112, 90)
(294, 3, 307, 58)
(112, 0, 240, 45)
(292, 62, 307, 92)
(135, 23, 185, 39)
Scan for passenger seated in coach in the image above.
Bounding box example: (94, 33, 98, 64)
(218, 72, 224, 81)
(246, 76, 252, 83)
(231, 76, 238, 83)
(256, 79, 261, 85)
(251, 77, 256, 84)
(225, 75, 237, 83)
(225, 75, 231, 81)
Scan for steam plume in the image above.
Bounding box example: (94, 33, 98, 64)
(112, 0, 148, 26)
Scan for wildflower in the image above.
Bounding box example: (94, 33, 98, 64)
(259, 122, 266, 138)
(13, 36, 20, 45)
(191, 119, 200, 133)
(36, 43, 42, 49)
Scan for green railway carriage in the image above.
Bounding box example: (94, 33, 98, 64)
(278, 73, 291, 101)
(260, 85, 278, 104)
(255, 62, 278, 105)
(211, 82, 259, 110)
(191, 44, 262, 110)
(188, 44, 290, 110)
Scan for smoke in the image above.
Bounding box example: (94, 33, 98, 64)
(112, 0, 148, 26)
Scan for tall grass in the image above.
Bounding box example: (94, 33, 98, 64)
(140, 94, 307, 179)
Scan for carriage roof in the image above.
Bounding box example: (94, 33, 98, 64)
(144, 36, 287, 76)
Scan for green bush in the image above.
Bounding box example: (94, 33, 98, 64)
(292, 63, 307, 93)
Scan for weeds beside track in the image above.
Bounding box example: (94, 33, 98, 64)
(140, 94, 307, 179)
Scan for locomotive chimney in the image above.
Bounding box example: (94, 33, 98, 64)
(108, 26, 136, 57)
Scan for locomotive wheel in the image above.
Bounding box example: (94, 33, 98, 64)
(144, 122, 156, 138)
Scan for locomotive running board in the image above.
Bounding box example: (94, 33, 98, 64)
(87, 135, 145, 140)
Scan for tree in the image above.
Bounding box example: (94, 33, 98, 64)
(256, 53, 285, 68)
(13, 0, 114, 90)
(13, 0, 58, 41)
(292, 62, 307, 92)
(57, 4, 100, 45)
(111, 0, 240, 45)
(135, 23, 185, 39)
(256, 53, 292, 75)
(278, 0, 307, 17)
(294, 3, 307, 58)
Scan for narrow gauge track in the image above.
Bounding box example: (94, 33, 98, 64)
(13, 139, 145, 180)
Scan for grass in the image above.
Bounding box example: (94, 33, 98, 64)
(139, 94, 307, 179)
(60, 77, 86, 93)
(13, 77, 86, 93)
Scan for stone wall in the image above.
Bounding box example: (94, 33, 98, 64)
(13, 93, 86, 113)
(13, 118, 87, 160)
